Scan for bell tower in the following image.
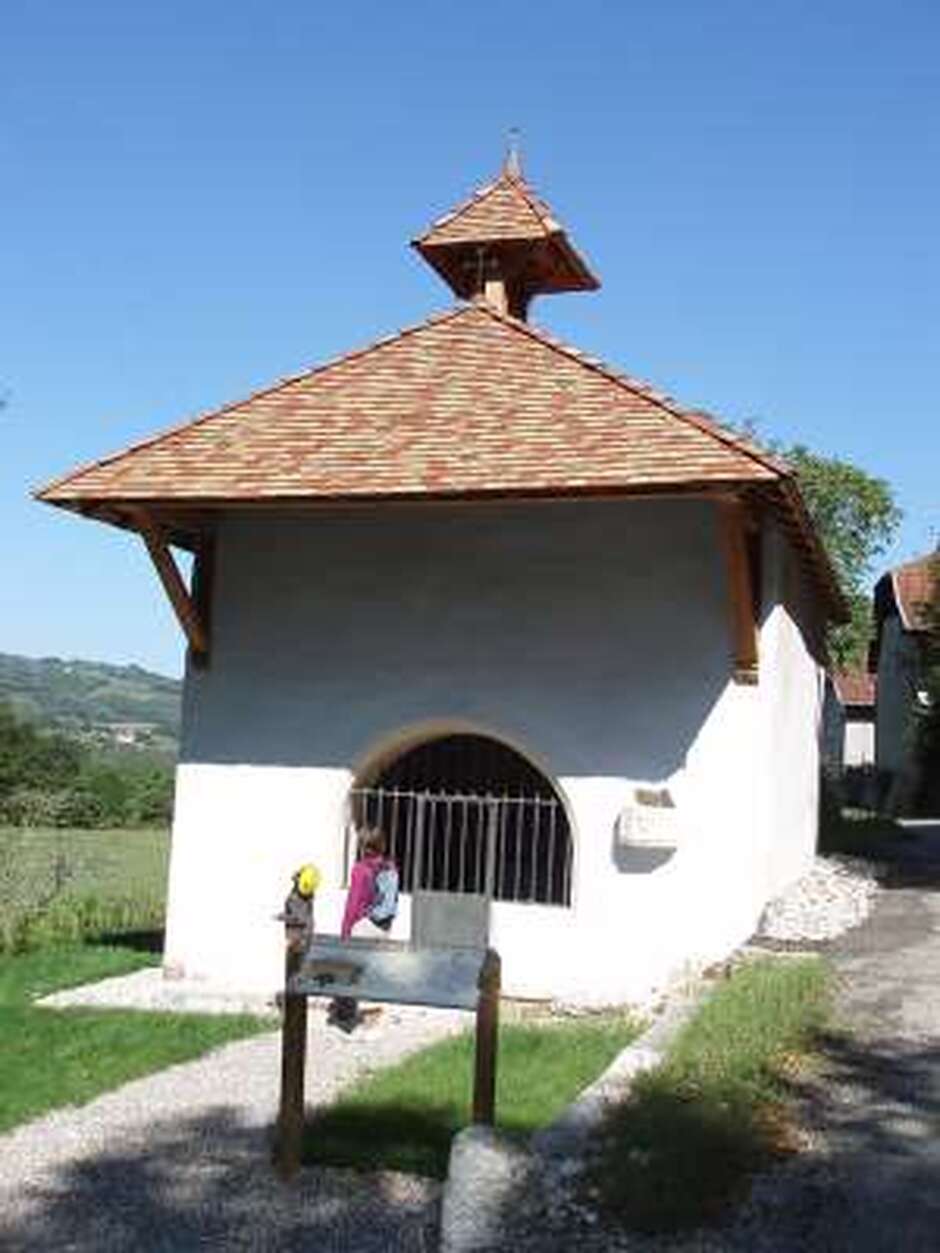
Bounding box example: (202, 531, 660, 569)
(412, 152, 599, 321)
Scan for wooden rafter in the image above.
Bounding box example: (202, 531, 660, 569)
(126, 508, 209, 658)
(718, 497, 759, 684)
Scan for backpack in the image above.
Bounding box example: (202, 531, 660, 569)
(369, 861, 399, 927)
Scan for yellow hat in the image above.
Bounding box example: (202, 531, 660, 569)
(295, 863, 321, 898)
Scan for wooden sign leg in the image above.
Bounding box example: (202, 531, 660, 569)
(275, 945, 308, 1180)
(472, 948, 501, 1125)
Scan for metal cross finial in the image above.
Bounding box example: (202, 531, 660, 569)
(505, 128, 522, 176)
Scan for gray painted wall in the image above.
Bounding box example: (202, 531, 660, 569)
(181, 497, 731, 781)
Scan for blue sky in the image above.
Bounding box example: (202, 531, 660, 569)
(3, 1, 938, 677)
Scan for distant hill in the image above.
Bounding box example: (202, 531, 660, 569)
(0, 653, 181, 746)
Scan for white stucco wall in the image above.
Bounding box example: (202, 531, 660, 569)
(756, 528, 824, 901)
(163, 498, 822, 1005)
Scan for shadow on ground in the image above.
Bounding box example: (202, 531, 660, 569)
(90, 928, 166, 953)
(0, 1108, 439, 1253)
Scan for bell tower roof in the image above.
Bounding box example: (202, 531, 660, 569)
(412, 157, 599, 320)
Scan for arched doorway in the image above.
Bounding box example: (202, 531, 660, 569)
(349, 733, 573, 906)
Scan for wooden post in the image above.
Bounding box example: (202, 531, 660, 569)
(472, 948, 501, 1125)
(274, 938, 308, 1180)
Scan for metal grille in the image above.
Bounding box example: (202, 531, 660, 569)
(346, 787, 573, 907)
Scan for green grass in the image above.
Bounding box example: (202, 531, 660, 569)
(305, 1014, 641, 1178)
(0, 943, 274, 1133)
(589, 957, 830, 1233)
(0, 826, 168, 951)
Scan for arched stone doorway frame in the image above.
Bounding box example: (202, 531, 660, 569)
(347, 718, 578, 908)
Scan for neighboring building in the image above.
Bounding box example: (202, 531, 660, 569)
(823, 671, 876, 772)
(36, 157, 846, 1004)
(872, 552, 936, 809)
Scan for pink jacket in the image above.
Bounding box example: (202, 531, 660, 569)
(340, 854, 383, 939)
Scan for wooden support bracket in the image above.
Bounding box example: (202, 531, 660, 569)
(718, 497, 759, 685)
(126, 509, 209, 658)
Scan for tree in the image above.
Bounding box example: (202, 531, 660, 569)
(781, 445, 902, 669)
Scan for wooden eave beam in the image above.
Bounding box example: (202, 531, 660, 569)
(125, 507, 209, 659)
(718, 496, 759, 685)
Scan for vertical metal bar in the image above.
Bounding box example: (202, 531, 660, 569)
(443, 796, 454, 892)
(390, 789, 402, 885)
(413, 794, 427, 891)
(458, 797, 469, 893)
(496, 793, 508, 901)
(512, 796, 523, 902)
(546, 800, 558, 905)
(527, 799, 538, 903)
(475, 797, 486, 894)
(427, 791, 439, 890)
(484, 799, 499, 901)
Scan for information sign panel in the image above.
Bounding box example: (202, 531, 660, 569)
(290, 938, 487, 1011)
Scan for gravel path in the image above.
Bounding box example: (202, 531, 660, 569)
(0, 998, 470, 1252)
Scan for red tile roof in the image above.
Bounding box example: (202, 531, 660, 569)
(833, 670, 876, 706)
(36, 301, 845, 619)
(893, 554, 937, 632)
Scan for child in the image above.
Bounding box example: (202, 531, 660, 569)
(330, 827, 397, 1032)
(340, 827, 394, 940)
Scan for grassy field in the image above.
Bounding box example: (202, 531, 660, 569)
(589, 957, 830, 1233)
(305, 1014, 641, 1178)
(0, 944, 273, 1133)
(0, 826, 169, 951)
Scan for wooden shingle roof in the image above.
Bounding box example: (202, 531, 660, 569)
(417, 166, 565, 245)
(38, 302, 784, 504)
(36, 301, 845, 619)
